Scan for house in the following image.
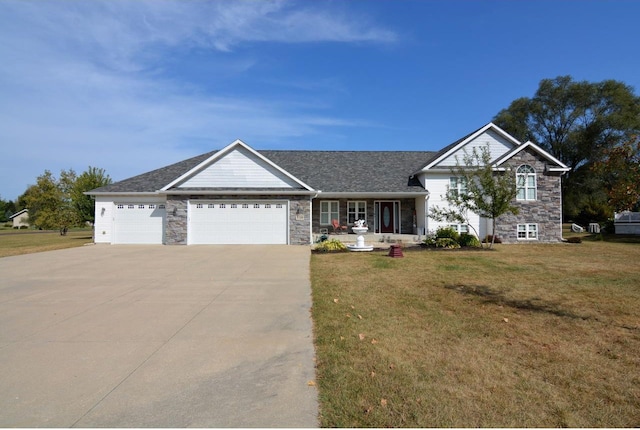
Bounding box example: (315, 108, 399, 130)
(9, 209, 29, 228)
(88, 123, 570, 245)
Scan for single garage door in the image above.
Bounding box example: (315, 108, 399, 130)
(113, 203, 166, 244)
(188, 200, 288, 244)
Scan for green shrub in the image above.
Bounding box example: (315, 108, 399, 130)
(566, 236, 582, 244)
(19, 225, 29, 229)
(459, 233, 480, 247)
(422, 231, 437, 247)
(435, 238, 460, 249)
(435, 226, 460, 242)
(314, 239, 348, 252)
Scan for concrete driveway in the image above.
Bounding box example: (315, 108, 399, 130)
(0, 245, 318, 427)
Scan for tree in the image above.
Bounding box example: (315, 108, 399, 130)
(0, 196, 17, 222)
(20, 169, 80, 234)
(430, 146, 519, 248)
(593, 135, 640, 212)
(493, 75, 640, 222)
(71, 166, 112, 224)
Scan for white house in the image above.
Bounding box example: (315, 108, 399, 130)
(88, 123, 570, 245)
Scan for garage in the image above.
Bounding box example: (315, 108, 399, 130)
(112, 203, 166, 244)
(188, 200, 288, 244)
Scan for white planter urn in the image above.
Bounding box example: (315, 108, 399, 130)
(347, 220, 373, 252)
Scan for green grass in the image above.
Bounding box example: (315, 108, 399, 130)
(311, 240, 640, 427)
(0, 229, 93, 257)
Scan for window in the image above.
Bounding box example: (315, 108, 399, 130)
(231, 204, 237, 208)
(450, 177, 468, 197)
(254, 204, 260, 208)
(117, 204, 124, 209)
(149, 204, 155, 209)
(449, 224, 469, 234)
(196, 203, 203, 209)
(208, 204, 215, 208)
(517, 165, 536, 200)
(242, 204, 249, 208)
(320, 201, 339, 225)
(517, 224, 538, 240)
(158, 204, 165, 209)
(128, 204, 135, 209)
(347, 201, 367, 224)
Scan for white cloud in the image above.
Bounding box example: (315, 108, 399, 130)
(0, 0, 397, 200)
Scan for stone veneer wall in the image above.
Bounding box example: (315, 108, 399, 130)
(165, 194, 311, 245)
(494, 149, 564, 243)
(311, 198, 416, 234)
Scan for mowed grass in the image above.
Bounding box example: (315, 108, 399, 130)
(0, 229, 93, 257)
(311, 240, 640, 427)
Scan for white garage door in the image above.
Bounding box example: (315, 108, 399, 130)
(188, 201, 288, 244)
(113, 203, 166, 244)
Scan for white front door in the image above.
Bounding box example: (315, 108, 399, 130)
(188, 200, 288, 244)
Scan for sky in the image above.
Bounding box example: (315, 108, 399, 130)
(1, 0, 639, 201)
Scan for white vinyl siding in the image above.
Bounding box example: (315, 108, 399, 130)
(436, 129, 514, 167)
(320, 201, 339, 226)
(178, 147, 299, 189)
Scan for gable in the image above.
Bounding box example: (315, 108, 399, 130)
(435, 128, 516, 168)
(172, 144, 302, 189)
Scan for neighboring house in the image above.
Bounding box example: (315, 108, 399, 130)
(614, 212, 640, 235)
(88, 123, 570, 245)
(9, 209, 29, 228)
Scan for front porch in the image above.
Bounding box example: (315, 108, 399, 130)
(313, 231, 425, 248)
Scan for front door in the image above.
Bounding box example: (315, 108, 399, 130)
(380, 201, 395, 233)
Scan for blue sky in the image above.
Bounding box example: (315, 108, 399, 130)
(1, 0, 638, 201)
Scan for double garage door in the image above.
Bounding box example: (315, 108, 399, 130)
(188, 200, 288, 244)
(112, 200, 288, 244)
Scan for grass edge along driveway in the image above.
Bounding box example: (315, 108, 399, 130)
(310, 240, 640, 427)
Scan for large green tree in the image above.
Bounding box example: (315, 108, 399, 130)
(20, 169, 79, 234)
(493, 75, 640, 223)
(593, 135, 640, 212)
(429, 146, 519, 248)
(71, 166, 112, 224)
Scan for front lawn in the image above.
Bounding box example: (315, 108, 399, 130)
(311, 241, 640, 427)
(0, 229, 93, 257)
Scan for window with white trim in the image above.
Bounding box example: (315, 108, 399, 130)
(449, 224, 469, 234)
(517, 223, 538, 240)
(516, 165, 536, 200)
(320, 201, 339, 225)
(347, 201, 367, 224)
(449, 177, 468, 197)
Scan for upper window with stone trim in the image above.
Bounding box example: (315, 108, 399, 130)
(516, 165, 536, 200)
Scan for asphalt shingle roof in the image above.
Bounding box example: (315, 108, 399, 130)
(90, 149, 437, 194)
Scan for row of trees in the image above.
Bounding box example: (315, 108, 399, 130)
(2, 167, 112, 234)
(493, 75, 640, 223)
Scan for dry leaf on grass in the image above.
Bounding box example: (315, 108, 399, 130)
(307, 380, 316, 386)
(333, 298, 339, 303)
(381, 398, 388, 407)
(371, 338, 378, 344)
(358, 333, 366, 341)
(503, 317, 509, 323)
(357, 314, 363, 319)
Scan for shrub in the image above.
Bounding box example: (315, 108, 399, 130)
(566, 236, 582, 244)
(435, 226, 460, 242)
(314, 239, 348, 252)
(435, 238, 460, 249)
(422, 231, 437, 247)
(19, 225, 29, 229)
(459, 233, 480, 248)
